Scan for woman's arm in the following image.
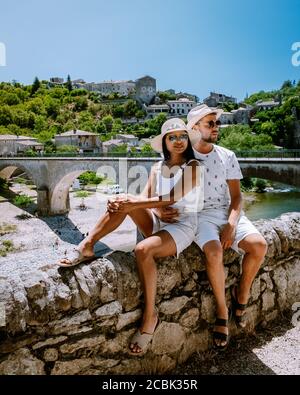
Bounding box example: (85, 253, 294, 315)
(117, 160, 201, 212)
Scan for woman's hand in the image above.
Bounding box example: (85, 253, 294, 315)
(107, 194, 140, 213)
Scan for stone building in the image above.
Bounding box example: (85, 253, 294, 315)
(204, 91, 237, 107)
(54, 130, 102, 153)
(134, 75, 156, 105)
(115, 133, 139, 147)
(167, 98, 196, 116)
(255, 100, 280, 111)
(0, 135, 44, 156)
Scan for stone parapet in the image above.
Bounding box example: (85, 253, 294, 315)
(0, 213, 299, 375)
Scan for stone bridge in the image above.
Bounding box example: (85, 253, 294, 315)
(0, 157, 299, 216)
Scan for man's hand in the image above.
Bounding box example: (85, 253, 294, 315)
(153, 206, 179, 223)
(220, 223, 236, 250)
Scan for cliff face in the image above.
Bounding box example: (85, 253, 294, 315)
(0, 213, 299, 375)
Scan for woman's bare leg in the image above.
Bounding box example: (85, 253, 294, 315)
(59, 208, 154, 265)
(130, 230, 177, 353)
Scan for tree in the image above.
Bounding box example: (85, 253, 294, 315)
(31, 77, 40, 96)
(102, 115, 114, 133)
(66, 74, 73, 92)
(281, 80, 292, 89)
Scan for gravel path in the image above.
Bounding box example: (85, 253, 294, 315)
(173, 314, 300, 375)
(0, 186, 137, 276)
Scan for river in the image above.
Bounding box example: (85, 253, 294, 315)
(244, 183, 300, 221)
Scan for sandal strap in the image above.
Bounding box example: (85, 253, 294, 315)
(232, 287, 247, 310)
(215, 318, 228, 327)
(213, 331, 228, 341)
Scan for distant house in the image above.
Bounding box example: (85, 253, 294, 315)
(167, 98, 197, 116)
(102, 139, 125, 154)
(0, 135, 44, 156)
(146, 104, 170, 118)
(219, 112, 234, 125)
(231, 107, 252, 124)
(115, 133, 139, 146)
(54, 130, 102, 153)
(49, 77, 64, 86)
(204, 92, 237, 107)
(255, 100, 280, 111)
(139, 138, 153, 147)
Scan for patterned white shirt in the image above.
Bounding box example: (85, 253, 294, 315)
(193, 145, 243, 210)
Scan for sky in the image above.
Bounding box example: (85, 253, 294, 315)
(0, 0, 300, 101)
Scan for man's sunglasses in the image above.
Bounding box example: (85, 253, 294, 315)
(167, 134, 189, 143)
(200, 120, 221, 129)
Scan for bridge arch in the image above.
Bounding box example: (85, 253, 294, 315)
(50, 170, 91, 214)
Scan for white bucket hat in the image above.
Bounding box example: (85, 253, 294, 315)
(151, 118, 200, 153)
(187, 104, 223, 130)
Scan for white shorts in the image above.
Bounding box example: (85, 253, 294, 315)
(151, 211, 198, 258)
(194, 209, 261, 254)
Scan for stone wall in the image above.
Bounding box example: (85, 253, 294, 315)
(0, 213, 299, 375)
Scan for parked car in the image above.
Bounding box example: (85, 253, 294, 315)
(107, 184, 124, 194)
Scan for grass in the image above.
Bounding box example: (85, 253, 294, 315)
(75, 190, 91, 198)
(0, 223, 17, 236)
(0, 239, 15, 257)
(13, 194, 34, 207)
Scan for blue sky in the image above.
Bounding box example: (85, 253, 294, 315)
(0, 0, 299, 101)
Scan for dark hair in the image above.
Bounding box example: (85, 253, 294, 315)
(162, 134, 195, 162)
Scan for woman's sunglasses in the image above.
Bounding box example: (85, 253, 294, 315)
(200, 120, 221, 129)
(167, 134, 189, 143)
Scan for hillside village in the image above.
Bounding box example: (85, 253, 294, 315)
(0, 75, 299, 156)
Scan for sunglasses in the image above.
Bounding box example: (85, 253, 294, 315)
(200, 120, 221, 129)
(167, 134, 189, 143)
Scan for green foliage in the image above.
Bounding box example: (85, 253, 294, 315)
(0, 239, 15, 256)
(240, 177, 254, 191)
(66, 74, 73, 92)
(78, 171, 104, 185)
(254, 178, 267, 193)
(219, 125, 275, 151)
(13, 194, 34, 207)
(102, 115, 114, 133)
(141, 143, 155, 154)
(0, 177, 8, 191)
(31, 77, 40, 96)
(110, 144, 128, 154)
(56, 145, 78, 153)
(157, 91, 176, 102)
(281, 80, 292, 89)
(75, 190, 90, 198)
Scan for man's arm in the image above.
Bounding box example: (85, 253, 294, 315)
(227, 179, 243, 226)
(220, 179, 243, 249)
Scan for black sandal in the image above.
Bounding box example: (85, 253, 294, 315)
(231, 286, 247, 328)
(213, 316, 230, 351)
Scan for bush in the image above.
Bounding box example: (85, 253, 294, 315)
(13, 194, 34, 207)
(78, 171, 104, 185)
(254, 178, 267, 193)
(75, 191, 90, 198)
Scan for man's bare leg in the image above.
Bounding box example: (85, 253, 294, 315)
(235, 234, 267, 323)
(203, 240, 229, 347)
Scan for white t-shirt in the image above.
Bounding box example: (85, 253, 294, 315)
(193, 145, 243, 211)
